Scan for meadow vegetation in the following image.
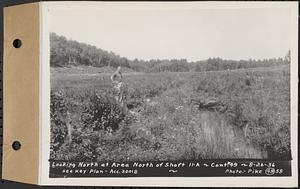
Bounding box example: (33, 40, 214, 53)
(50, 65, 291, 161)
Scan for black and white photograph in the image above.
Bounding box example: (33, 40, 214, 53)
(47, 2, 295, 179)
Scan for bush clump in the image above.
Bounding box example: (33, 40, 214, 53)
(50, 91, 68, 158)
(81, 91, 125, 132)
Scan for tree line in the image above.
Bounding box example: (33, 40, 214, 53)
(50, 32, 290, 72)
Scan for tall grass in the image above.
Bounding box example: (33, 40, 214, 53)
(50, 65, 291, 161)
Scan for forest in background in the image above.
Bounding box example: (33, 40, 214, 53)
(50, 32, 291, 72)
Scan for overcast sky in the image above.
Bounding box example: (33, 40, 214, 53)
(49, 3, 292, 61)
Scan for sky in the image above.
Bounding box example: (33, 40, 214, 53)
(49, 3, 292, 62)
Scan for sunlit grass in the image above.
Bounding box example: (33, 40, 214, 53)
(50, 65, 291, 161)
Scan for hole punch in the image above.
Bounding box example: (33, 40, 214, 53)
(12, 141, 21, 151)
(12, 39, 22, 48)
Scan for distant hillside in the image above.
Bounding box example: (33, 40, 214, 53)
(50, 32, 290, 72)
(190, 57, 290, 72)
(50, 32, 131, 69)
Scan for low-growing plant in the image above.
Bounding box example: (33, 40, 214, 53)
(81, 91, 125, 132)
(50, 91, 68, 159)
(50, 65, 291, 161)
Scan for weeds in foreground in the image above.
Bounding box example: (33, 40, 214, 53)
(50, 66, 291, 161)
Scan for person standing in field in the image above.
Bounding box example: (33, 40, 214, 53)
(111, 66, 126, 111)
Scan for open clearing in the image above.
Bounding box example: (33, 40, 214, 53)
(50, 65, 290, 161)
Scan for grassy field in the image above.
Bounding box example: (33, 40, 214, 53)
(50, 65, 291, 161)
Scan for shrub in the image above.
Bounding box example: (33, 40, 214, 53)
(81, 91, 125, 132)
(50, 91, 68, 158)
